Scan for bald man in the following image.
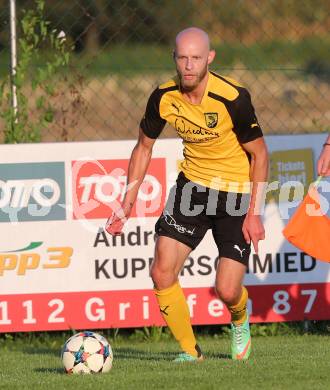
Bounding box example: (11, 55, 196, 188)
(106, 27, 269, 361)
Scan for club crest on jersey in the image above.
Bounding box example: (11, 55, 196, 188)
(204, 112, 218, 128)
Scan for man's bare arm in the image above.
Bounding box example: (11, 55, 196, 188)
(121, 128, 157, 213)
(241, 137, 269, 253)
(106, 128, 156, 235)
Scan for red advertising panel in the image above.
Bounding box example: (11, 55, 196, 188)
(72, 158, 166, 219)
(1, 283, 329, 332)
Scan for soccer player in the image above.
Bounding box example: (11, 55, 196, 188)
(106, 27, 269, 361)
(317, 134, 330, 176)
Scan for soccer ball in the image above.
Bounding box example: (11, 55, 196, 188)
(61, 331, 113, 374)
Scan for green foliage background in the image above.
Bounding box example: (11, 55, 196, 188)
(0, 0, 329, 142)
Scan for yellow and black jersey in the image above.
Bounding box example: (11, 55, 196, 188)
(140, 71, 263, 193)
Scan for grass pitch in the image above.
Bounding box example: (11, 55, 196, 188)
(0, 333, 329, 390)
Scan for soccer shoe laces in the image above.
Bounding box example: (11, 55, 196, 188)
(233, 323, 246, 346)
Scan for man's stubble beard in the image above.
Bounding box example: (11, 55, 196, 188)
(177, 62, 208, 93)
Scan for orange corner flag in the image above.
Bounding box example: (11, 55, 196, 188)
(283, 180, 330, 263)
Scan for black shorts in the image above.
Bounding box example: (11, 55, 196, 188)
(155, 172, 251, 266)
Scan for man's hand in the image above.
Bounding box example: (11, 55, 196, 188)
(105, 203, 132, 236)
(317, 144, 330, 176)
(242, 213, 265, 254)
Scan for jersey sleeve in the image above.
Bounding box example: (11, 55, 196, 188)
(140, 88, 166, 139)
(233, 88, 263, 144)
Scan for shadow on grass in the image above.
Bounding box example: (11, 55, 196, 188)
(34, 367, 63, 374)
(23, 347, 60, 357)
(207, 352, 231, 359)
(114, 347, 176, 361)
(114, 347, 231, 361)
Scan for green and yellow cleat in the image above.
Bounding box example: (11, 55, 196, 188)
(231, 313, 252, 360)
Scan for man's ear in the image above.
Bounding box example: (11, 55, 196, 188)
(172, 50, 176, 60)
(208, 49, 216, 65)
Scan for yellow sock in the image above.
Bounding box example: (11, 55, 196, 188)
(228, 286, 248, 325)
(154, 281, 198, 356)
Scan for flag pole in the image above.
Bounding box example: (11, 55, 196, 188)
(313, 176, 323, 188)
(9, 0, 18, 128)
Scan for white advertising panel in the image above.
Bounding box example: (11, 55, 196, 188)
(0, 134, 329, 332)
